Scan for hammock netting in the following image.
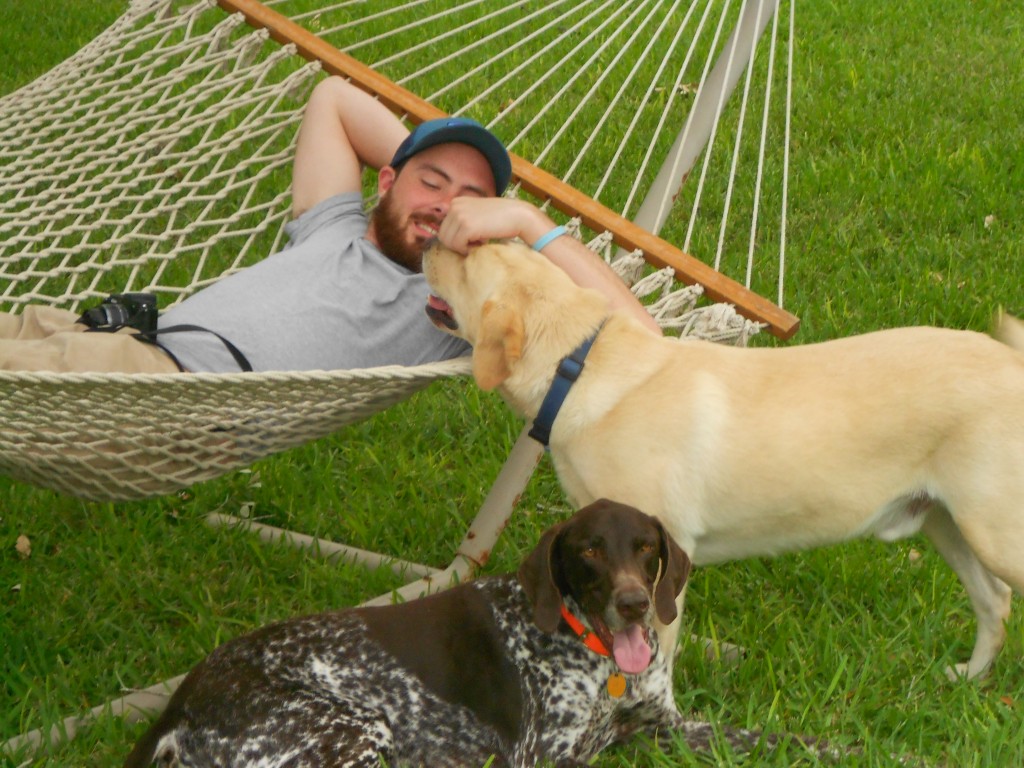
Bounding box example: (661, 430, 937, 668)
(0, 0, 797, 501)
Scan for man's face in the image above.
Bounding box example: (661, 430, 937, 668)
(369, 142, 496, 272)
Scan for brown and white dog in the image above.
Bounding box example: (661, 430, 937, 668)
(127, 500, 801, 768)
(423, 238, 1024, 680)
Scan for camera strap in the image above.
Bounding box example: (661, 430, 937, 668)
(84, 322, 254, 372)
(136, 324, 254, 373)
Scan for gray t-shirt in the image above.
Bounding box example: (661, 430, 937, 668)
(157, 193, 469, 372)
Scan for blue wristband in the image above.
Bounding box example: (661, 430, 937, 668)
(531, 225, 567, 251)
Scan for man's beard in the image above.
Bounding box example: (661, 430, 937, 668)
(370, 194, 437, 272)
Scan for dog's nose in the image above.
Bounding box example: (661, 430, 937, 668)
(615, 588, 650, 622)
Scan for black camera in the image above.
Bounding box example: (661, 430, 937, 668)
(78, 292, 159, 334)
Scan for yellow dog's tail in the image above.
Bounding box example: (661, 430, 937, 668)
(994, 310, 1024, 352)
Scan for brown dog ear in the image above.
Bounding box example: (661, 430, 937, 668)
(653, 518, 692, 625)
(517, 523, 565, 633)
(472, 299, 524, 391)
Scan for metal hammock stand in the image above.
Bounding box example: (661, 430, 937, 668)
(1, 0, 797, 756)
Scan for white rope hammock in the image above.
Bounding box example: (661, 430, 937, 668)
(0, 0, 797, 501)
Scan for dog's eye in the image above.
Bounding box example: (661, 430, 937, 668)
(637, 542, 654, 555)
(581, 546, 598, 559)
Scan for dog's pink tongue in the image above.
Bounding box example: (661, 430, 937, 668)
(427, 295, 451, 313)
(612, 625, 651, 674)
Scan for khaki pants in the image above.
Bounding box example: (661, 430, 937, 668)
(0, 306, 182, 373)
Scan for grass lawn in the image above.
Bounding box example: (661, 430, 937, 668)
(2, 1, 1023, 766)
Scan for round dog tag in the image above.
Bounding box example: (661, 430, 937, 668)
(606, 673, 627, 698)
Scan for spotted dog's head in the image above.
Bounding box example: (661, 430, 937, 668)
(518, 499, 691, 674)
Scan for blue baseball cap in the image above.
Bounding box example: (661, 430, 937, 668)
(390, 117, 512, 195)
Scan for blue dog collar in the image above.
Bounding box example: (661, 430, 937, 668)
(528, 322, 605, 448)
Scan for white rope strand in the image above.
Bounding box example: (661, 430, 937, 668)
(619, 0, 716, 218)
(778, 0, 794, 308)
(529, 0, 663, 173)
(559, 0, 685, 190)
(591, 0, 696, 202)
(713, 0, 767, 275)
(683, 0, 737, 252)
(392, 0, 575, 92)
(442, 0, 626, 129)
(372, 0, 548, 71)
(308, 0, 441, 40)
(745, 0, 781, 289)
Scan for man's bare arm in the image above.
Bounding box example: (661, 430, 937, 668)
(291, 77, 409, 218)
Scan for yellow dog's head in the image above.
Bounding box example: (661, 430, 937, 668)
(423, 240, 606, 392)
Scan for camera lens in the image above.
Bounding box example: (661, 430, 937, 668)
(101, 303, 130, 327)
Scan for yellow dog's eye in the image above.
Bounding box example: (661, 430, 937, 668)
(638, 542, 654, 555)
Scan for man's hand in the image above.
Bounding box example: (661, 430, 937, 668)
(436, 197, 550, 254)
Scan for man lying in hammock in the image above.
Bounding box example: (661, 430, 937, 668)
(0, 77, 658, 374)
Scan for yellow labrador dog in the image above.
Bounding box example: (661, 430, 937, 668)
(423, 239, 1024, 681)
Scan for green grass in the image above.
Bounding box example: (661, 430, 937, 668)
(0, 2, 131, 95)
(2, 1, 1024, 766)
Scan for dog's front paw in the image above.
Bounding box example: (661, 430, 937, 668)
(944, 661, 992, 682)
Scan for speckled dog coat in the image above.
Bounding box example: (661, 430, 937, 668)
(125, 500, 769, 767)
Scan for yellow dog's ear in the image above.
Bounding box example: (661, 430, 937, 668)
(472, 299, 524, 391)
